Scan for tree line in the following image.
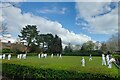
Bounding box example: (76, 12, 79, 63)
(1, 24, 119, 55)
(13, 25, 62, 54)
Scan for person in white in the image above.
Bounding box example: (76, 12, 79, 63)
(17, 54, 20, 59)
(0, 55, 2, 59)
(81, 57, 85, 67)
(23, 54, 26, 59)
(41, 54, 44, 58)
(8, 54, 11, 60)
(44, 53, 47, 58)
(51, 54, 53, 58)
(106, 54, 110, 65)
(24, 54, 26, 59)
(2, 54, 5, 59)
(102, 54, 106, 66)
(38, 54, 40, 58)
(59, 54, 62, 58)
(57, 54, 59, 57)
(19, 54, 22, 59)
(89, 54, 92, 61)
(108, 58, 116, 68)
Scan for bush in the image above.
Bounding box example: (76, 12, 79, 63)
(2, 63, 118, 79)
(62, 50, 103, 56)
(113, 55, 120, 67)
(26, 53, 38, 56)
(2, 48, 12, 53)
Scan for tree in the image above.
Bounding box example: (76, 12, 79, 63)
(0, 23, 8, 37)
(81, 41, 95, 51)
(64, 46, 69, 53)
(50, 35, 62, 54)
(100, 42, 108, 53)
(87, 41, 95, 50)
(74, 44, 81, 51)
(11, 43, 26, 54)
(64, 43, 73, 53)
(36, 33, 54, 52)
(106, 33, 118, 53)
(18, 25, 39, 53)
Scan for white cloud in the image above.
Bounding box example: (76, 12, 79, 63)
(1, 0, 26, 2)
(76, 2, 118, 34)
(0, 35, 16, 43)
(37, 7, 67, 14)
(2, 3, 92, 46)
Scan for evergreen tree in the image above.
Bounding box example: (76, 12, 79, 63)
(18, 25, 39, 53)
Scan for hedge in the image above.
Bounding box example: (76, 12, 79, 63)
(113, 55, 120, 68)
(113, 55, 120, 60)
(62, 51, 103, 56)
(2, 48, 12, 53)
(2, 63, 118, 80)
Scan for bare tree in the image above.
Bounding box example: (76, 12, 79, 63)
(106, 33, 118, 53)
(0, 22, 8, 36)
(0, 2, 18, 37)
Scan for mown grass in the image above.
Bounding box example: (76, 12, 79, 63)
(2, 56, 119, 77)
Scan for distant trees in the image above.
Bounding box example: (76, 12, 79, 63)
(100, 43, 107, 53)
(81, 41, 95, 51)
(64, 41, 97, 53)
(50, 35, 62, 54)
(106, 33, 118, 53)
(100, 33, 118, 53)
(11, 43, 26, 54)
(64, 43, 73, 53)
(18, 25, 62, 54)
(0, 23, 8, 36)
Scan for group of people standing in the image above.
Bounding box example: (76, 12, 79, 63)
(102, 51, 115, 68)
(0, 54, 11, 60)
(1, 51, 115, 69)
(38, 53, 62, 59)
(81, 51, 116, 68)
(17, 54, 27, 59)
(81, 54, 92, 67)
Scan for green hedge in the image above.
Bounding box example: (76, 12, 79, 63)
(62, 50, 103, 56)
(2, 63, 118, 79)
(2, 48, 12, 53)
(113, 55, 120, 68)
(113, 55, 120, 59)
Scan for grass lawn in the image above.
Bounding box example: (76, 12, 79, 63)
(2, 56, 119, 77)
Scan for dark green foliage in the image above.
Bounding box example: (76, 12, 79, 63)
(64, 44, 73, 53)
(18, 25, 39, 47)
(63, 50, 103, 56)
(18, 25, 39, 53)
(2, 48, 11, 53)
(18, 25, 62, 54)
(81, 41, 95, 51)
(113, 55, 120, 67)
(2, 63, 117, 79)
(50, 35, 62, 54)
(113, 55, 120, 59)
(100, 43, 108, 53)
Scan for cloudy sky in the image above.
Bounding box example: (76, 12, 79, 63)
(0, 0, 119, 47)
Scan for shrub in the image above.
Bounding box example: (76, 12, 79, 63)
(2, 63, 118, 79)
(2, 48, 12, 53)
(113, 55, 120, 68)
(62, 50, 103, 56)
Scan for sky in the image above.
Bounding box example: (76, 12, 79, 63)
(0, 0, 119, 47)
